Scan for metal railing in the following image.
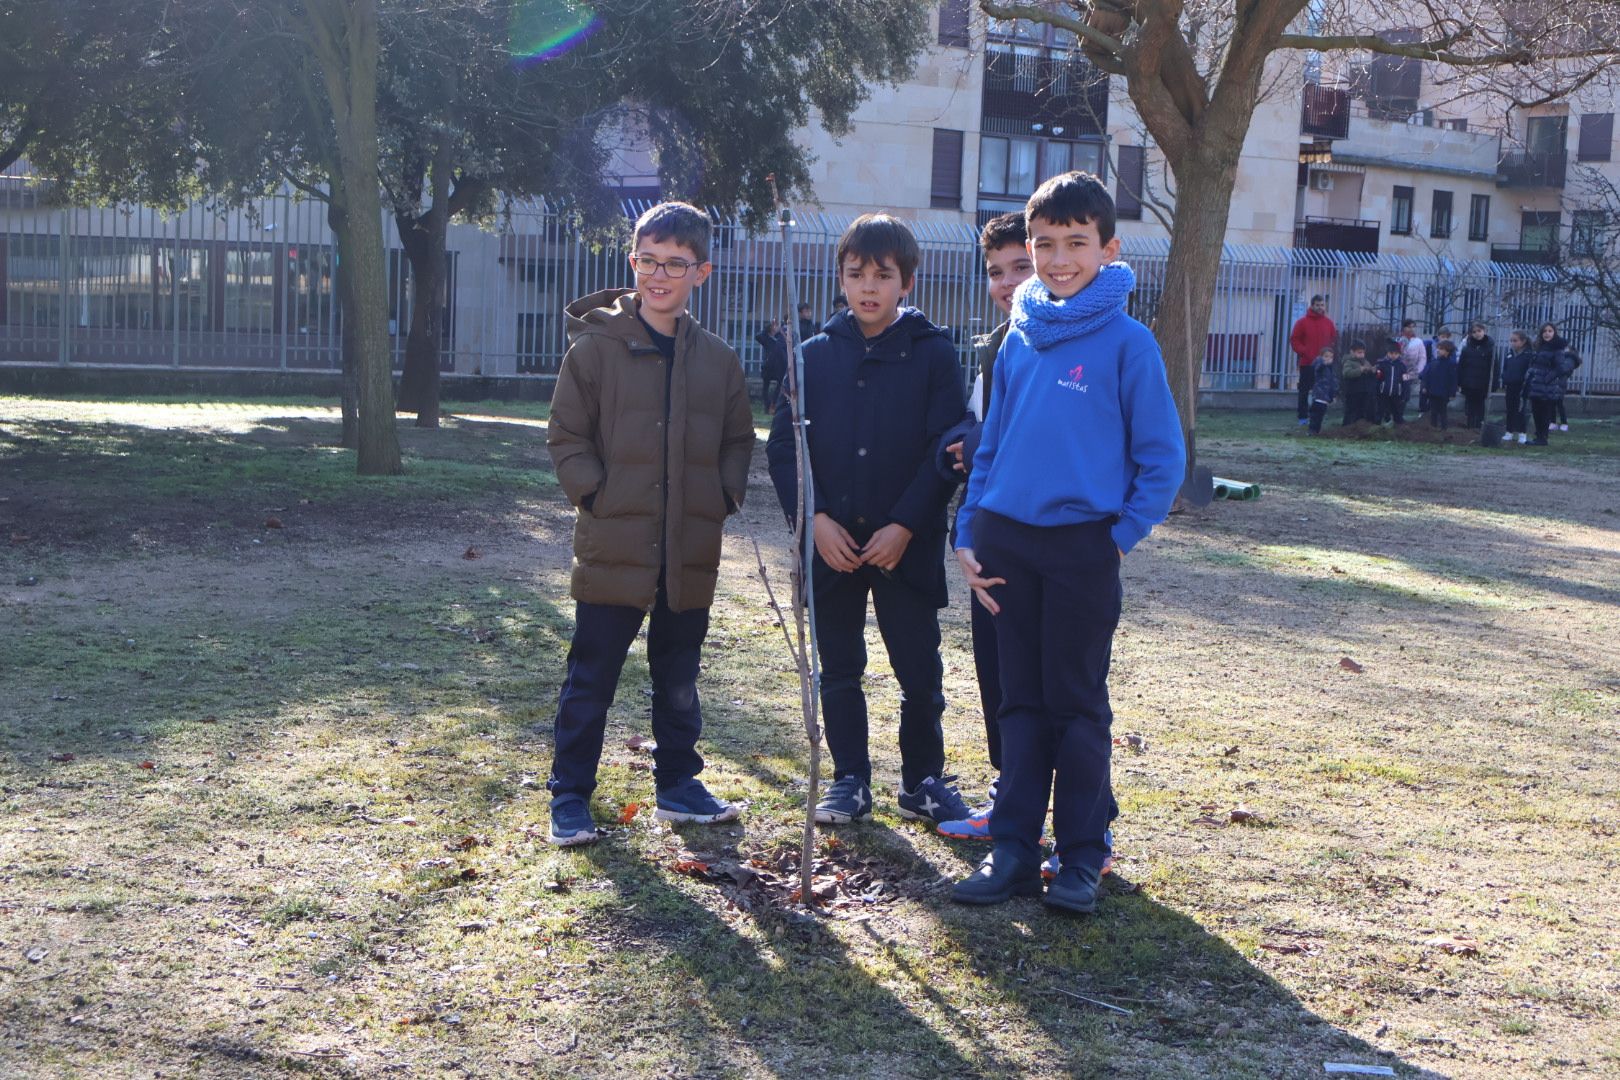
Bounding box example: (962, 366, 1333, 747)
(3, 165, 1617, 395)
(1295, 217, 1380, 255)
(1300, 83, 1351, 140)
(1498, 150, 1568, 189)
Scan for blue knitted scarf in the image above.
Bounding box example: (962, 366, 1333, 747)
(1009, 262, 1137, 351)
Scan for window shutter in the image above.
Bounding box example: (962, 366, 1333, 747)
(938, 0, 970, 47)
(1115, 145, 1145, 221)
(931, 129, 964, 209)
(1579, 113, 1613, 162)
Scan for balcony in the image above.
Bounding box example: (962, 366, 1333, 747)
(1301, 83, 1351, 140)
(1498, 150, 1567, 189)
(1490, 243, 1560, 265)
(1294, 216, 1381, 254)
(981, 48, 1109, 139)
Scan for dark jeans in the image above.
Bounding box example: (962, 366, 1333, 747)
(1428, 398, 1450, 429)
(1503, 381, 1526, 434)
(815, 565, 946, 791)
(1531, 398, 1557, 442)
(1342, 384, 1376, 425)
(547, 586, 709, 800)
(975, 510, 1120, 873)
(1461, 389, 1487, 429)
(1295, 365, 1316, 420)
(970, 590, 1003, 773)
(1379, 394, 1406, 424)
(1308, 400, 1329, 434)
(761, 378, 782, 412)
(1555, 397, 1569, 426)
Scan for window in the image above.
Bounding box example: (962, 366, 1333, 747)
(1579, 112, 1613, 162)
(1391, 186, 1414, 235)
(1115, 145, 1145, 221)
(1526, 115, 1567, 156)
(978, 134, 1092, 196)
(1430, 190, 1453, 239)
(1366, 30, 1422, 121)
(931, 128, 964, 209)
(1468, 194, 1490, 242)
(1521, 210, 1560, 251)
(937, 0, 971, 48)
(1571, 209, 1607, 258)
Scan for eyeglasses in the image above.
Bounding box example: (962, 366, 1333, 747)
(630, 253, 699, 279)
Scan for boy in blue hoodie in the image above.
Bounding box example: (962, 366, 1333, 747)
(951, 172, 1184, 914)
(766, 213, 974, 828)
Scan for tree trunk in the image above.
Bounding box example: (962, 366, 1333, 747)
(303, 0, 401, 475)
(1151, 150, 1241, 489)
(395, 151, 451, 428)
(328, 198, 360, 448)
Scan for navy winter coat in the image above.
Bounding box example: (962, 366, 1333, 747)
(1456, 335, 1495, 392)
(767, 307, 967, 606)
(1500, 346, 1532, 387)
(1526, 348, 1577, 401)
(1422, 352, 1459, 400)
(1310, 358, 1339, 403)
(1375, 356, 1406, 398)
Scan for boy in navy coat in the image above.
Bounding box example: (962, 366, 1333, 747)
(767, 214, 973, 828)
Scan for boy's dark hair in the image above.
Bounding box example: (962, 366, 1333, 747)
(1311, 294, 1327, 304)
(1401, 318, 1417, 330)
(1436, 339, 1456, 355)
(833, 294, 848, 308)
(1025, 171, 1116, 243)
(798, 302, 811, 314)
(979, 212, 1027, 256)
(1351, 340, 1367, 352)
(1437, 327, 1453, 337)
(632, 201, 711, 264)
(1385, 338, 1402, 353)
(836, 213, 921, 283)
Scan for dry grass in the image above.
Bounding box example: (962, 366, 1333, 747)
(1, 397, 1616, 1079)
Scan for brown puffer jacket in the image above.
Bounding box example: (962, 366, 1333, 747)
(548, 289, 755, 613)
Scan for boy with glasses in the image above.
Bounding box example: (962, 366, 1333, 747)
(544, 202, 756, 846)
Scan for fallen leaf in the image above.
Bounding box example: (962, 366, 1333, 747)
(1259, 941, 1306, 954)
(264, 517, 283, 530)
(541, 879, 571, 893)
(446, 835, 482, 852)
(1229, 807, 1261, 825)
(50, 753, 75, 763)
(625, 735, 655, 752)
(1330, 565, 1346, 574)
(1221, 745, 1241, 757)
(200, 715, 218, 724)
(671, 858, 710, 877)
(138, 760, 156, 770)
(1113, 733, 1149, 752)
(459, 867, 480, 880)
(24, 947, 47, 963)
(1339, 656, 1365, 674)
(1191, 816, 1225, 827)
(618, 802, 640, 825)
(463, 547, 481, 560)
(394, 817, 419, 826)
(455, 921, 489, 934)
(1426, 934, 1480, 956)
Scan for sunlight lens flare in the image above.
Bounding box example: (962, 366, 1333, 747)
(510, 0, 602, 65)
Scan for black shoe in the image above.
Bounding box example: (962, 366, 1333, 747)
(951, 849, 1042, 905)
(1043, 863, 1102, 915)
(1530, 438, 1549, 446)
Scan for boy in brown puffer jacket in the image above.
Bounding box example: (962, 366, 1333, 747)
(544, 202, 756, 846)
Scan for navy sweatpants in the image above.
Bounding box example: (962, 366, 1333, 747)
(547, 584, 708, 799)
(975, 510, 1121, 873)
(814, 565, 946, 791)
(970, 588, 1003, 772)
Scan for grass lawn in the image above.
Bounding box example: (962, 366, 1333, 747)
(1, 396, 1617, 1079)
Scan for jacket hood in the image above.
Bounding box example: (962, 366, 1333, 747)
(824, 305, 951, 347)
(565, 288, 682, 347)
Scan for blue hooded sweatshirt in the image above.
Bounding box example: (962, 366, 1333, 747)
(956, 265, 1184, 555)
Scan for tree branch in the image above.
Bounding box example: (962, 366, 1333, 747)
(978, 1, 1125, 59)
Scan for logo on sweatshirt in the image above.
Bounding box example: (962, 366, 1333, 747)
(1057, 363, 1088, 393)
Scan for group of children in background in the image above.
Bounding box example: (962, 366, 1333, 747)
(541, 173, 1184, 919)
(1303, 317, 1584, 445)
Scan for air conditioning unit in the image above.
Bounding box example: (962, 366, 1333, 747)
(1311, 172, 1336, 192)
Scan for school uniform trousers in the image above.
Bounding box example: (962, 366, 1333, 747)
(976, 510, 1120, 875)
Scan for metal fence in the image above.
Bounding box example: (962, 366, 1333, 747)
(4, 166, 1617, 394)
